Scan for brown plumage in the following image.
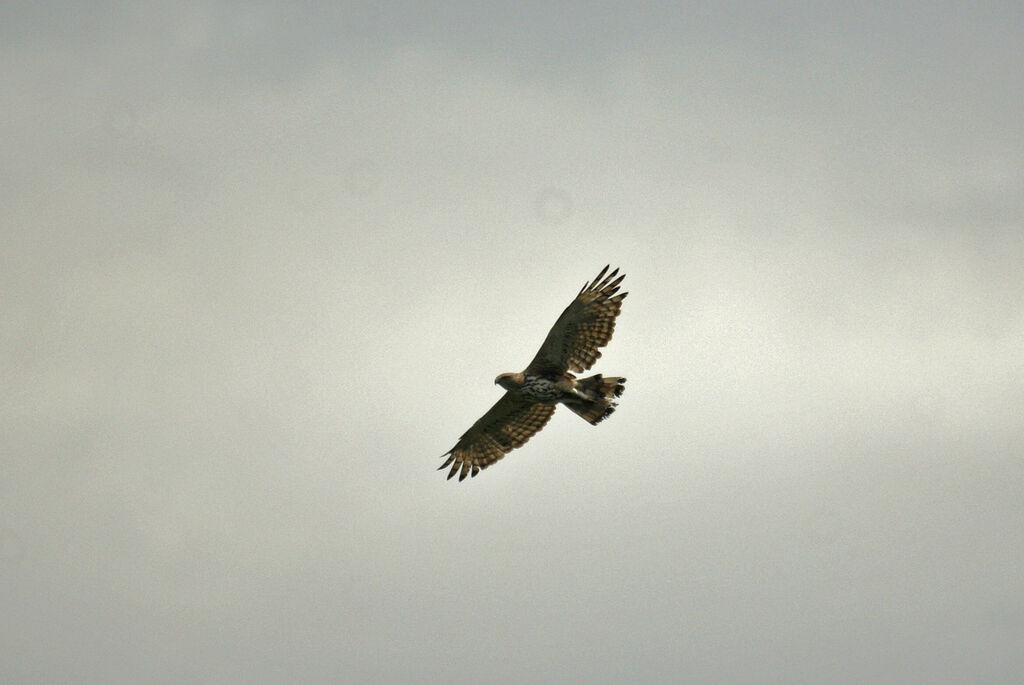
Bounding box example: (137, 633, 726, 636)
(439, 266, 628, 481)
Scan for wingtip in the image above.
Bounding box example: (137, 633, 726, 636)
(600, 268, 621, 289)
(438, 451, 456, 470)
(589, 265, 625, 292)
(582, 265, 617, 295)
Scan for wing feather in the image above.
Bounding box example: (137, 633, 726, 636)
(526, 265, 628, 374)
(439, 393, 557, 481)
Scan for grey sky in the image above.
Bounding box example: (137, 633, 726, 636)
(3, 2, 1023, 683)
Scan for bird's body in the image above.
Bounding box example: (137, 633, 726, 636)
(497, 371, 625, 416)
(439, 266, 628, 481)
(497, 372, 566, 400)
(520, 375, 564, 401)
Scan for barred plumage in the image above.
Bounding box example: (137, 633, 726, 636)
(439, 397, 555, 481)
(527, 265, 627, 374)
(521, 376, 562, 400)
(439, 266, 628, 481)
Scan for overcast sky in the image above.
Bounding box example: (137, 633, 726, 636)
(3, 3, 1023, 683)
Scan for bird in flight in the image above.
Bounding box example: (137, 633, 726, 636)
(439, 265, 628, 481)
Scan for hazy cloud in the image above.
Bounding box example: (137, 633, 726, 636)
(3, 3, 1022, 683)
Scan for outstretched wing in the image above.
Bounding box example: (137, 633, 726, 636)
(439, 393, 557, 481)
(526, 265, 628, 375)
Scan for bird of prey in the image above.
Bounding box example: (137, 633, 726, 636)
(439, 265, 628, 481)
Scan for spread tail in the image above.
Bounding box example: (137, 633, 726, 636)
(566, 374, 626, 425)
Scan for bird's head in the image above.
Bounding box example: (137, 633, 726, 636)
(494, 372, 522, 391)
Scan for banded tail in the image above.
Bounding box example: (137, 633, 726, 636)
(566, 374, 626, 425)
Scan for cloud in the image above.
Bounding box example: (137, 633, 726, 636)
(3, 3, 1022, 683)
